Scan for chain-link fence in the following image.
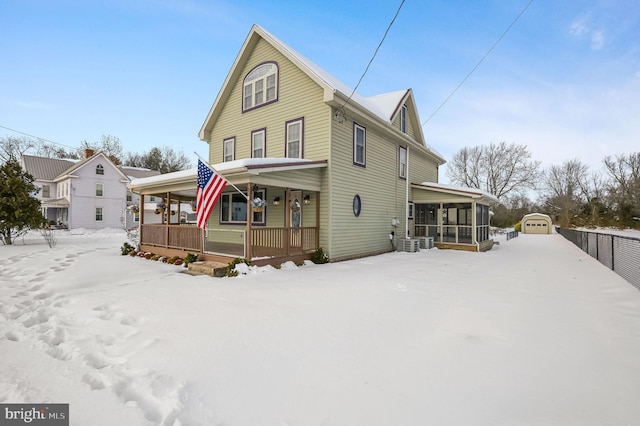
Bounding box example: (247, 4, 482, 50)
(556, 227, 640, 290)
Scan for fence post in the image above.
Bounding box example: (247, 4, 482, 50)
(611, 236, 615, 271)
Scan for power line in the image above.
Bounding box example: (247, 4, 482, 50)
(421, 0, 534, 127)
(339, 0, 406, 109)
(0, 124, 78, 150)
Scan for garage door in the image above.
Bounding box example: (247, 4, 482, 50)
(524, 220, 549, 234)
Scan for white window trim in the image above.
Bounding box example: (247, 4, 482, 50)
(223, 138, 235, 162)
(96, 183, 104, 197)
(286, 119, 303, 159)
(399, 146, 407, 179)
(95, 207, 103, 222)
(400, 105, 407, 133)
(252, 129, 266, 158)
(353, 123, 366, 167)
(242, 62, 278, 111)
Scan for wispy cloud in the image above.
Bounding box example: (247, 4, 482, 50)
(591, 30, 605, 50)
(16, 100, 53, 110)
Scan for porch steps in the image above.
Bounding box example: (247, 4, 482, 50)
(187, 261, 228, 277)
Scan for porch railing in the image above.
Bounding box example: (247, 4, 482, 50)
(140, 224, 318, 259)
(251, 227, 318, 258)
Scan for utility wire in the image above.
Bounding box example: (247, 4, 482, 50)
(421, 0, 534, 127)
(339, 0, 406, 109)
(0, 124, 77, 150)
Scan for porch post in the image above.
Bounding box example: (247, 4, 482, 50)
(471, 200, 477, 245)
(165, 192, 170, 247)
(246, 183, 253, 260)
(439, 202, 443, 243)
(315, 190, 320, 250)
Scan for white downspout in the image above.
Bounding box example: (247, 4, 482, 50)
(405, 146, 410, 238)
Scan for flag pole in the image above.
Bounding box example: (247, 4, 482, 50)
(194, 152, 249, 201)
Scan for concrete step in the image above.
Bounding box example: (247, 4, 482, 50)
(187, 261, 228, 277)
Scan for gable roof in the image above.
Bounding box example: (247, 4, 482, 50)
(21, 152, 144, 182)
(199, 25, 444, 163)
(21, 155, 75, 180)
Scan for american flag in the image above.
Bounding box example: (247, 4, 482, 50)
(196, 159, 227, 230)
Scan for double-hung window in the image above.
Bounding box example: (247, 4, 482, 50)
(353, 123, 366, 167)
(243, 62, 278, 111)
(42, 185, 50, 198)
(95, 207, 103, 221)
(252, 129, 266, 158)
(399, 146, 407, 179)
(96, 164, 104, 175)
(96, 183, 104, 197)
(286, 119, 303, 159)
(223, 138, 235, 162)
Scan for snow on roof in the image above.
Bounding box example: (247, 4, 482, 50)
(256, 25, 405, 123)
(129, 158, 317, 187)
(417, 181, 500, 203)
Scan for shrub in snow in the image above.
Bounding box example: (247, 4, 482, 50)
(514, 222, 522, 232)
(226, 258, 252, 277)
(183, 253, 198, 268)
(120, 242, 135, 255)
(310, 247, 329, 264)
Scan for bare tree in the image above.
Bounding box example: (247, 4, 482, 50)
(124, 146, 191, 173)
(543, 159, 589, 227)
(79, 134, 124, 164)
(446, 142, 541, 201)
(0, 136, 37, 164)
(603, 152, 640, 225)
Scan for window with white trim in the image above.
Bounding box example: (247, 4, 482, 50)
(96, 183, 103, 197)
(42, 185, 50, 198)
(223, 138, 235, 162)
(95, 207, 103, 221)
(286, 119, 303, 159)
(353, 123, 366, 167)
(252, 129, 265, 158)
(96, 164, 104, 175)
(243, 63, 278, 111)
(400, 105, 407, 133)
(399, 146, 407, 179)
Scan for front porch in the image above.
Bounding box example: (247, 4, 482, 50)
(129, 158, 327, 266)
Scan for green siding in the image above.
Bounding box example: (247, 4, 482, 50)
(208, 39, 331, 163)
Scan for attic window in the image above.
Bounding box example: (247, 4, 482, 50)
(243, 62, 278, 111)
(96, 164, 104, 175)
(400, 105, 407, 133)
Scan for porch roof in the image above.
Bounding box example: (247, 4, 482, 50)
(42, 198, 70, 208)
(412, 182, 500, 205)
(128, 158, 328, 197)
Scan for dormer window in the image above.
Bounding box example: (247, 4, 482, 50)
(243, 62, 278, 111)
(96, 164, 104, 175)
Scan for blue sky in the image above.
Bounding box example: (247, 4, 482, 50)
(1, 0, 638, 180)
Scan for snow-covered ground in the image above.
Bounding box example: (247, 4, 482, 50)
(2, 229, 640, 426)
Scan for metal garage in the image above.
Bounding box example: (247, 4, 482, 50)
(521, 213, 553, 234)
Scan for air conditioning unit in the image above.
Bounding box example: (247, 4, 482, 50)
(398, 238, 420, 253)
(417, 236, 434, 249)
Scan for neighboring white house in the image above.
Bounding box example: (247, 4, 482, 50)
(21, 151, 159, 230)
(521, 213, 553, 234)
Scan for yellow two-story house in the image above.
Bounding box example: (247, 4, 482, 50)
(130, 25, 497, 264)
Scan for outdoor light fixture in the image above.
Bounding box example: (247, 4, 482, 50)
(273, 196, 281, 206)
(303, 194, 311, 205)
(252, 184, 259, 194)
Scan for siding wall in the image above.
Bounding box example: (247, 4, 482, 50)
(205, 38, 331, 240)
(69, 157, 127, 229)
